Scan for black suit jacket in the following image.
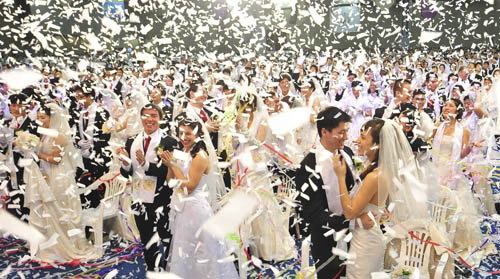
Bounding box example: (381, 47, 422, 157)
(8, 116, 39, 190)
(295, 146, 355, 277)
(75, 105, 112, 169)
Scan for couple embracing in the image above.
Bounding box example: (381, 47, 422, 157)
(296, 106, 427, 279)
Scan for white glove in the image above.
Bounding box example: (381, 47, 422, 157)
(78, 139, 93, 150)
(81, 148, 91, 159)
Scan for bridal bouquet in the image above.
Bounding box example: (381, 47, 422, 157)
(391, 266, 412, 278)
(14, 132, 40, 153)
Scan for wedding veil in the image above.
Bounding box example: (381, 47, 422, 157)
(46, 103, 84, 171)
(378, 119, 430, 222)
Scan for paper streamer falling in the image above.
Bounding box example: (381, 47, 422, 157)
(419, 31, 443, 44)
(268, 107, 312, 136)
(308, 6, 325, 25)
(202, 191, 258, 240)
(0, 67, 43, 91)
(0, 209, 46, 256)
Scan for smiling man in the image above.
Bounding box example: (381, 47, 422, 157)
(118, 103, 179, 272)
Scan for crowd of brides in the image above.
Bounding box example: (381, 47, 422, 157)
(0, 48, 500, 278)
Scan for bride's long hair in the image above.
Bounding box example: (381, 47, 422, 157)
(359, 118, 384, 180)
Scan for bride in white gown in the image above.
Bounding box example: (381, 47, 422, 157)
(334, 119, 429, 279)
(160, 119, 238, 279)
(25, 103, 98, 262)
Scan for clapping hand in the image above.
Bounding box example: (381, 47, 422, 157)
(136, 149, 146, 166)
(117, 147, 130, 166)
(206, 120, 220, 133)
(159, 150, 176, 167)
(470, 139, 485, 149)
(333, 153, 347, 178)
(78, 139, 92, 150)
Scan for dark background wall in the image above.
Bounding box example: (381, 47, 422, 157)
(0, 0, 498, 60)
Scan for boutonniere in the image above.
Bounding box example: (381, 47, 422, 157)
(352, 156, 364, 173)
(155, 144, 165, 155)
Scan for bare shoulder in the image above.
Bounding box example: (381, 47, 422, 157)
(364, 169, 380, 186)
(193, 149, 210, 168)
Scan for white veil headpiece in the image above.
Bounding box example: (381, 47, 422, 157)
(378, 119, 430, 222)
(47, 102, 84, 170)
(234, 84, 270, 141)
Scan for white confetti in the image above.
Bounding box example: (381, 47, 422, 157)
(0, 67, 43, 91)
(202, 192, 258, 239)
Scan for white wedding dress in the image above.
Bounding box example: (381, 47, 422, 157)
(346, 203, 385, 278)
(168, 155, 238, 279)
(25, 135, 99, 262)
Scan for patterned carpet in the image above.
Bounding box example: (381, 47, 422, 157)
(0, 220, 499, 278)
(0, 236, 146, 278)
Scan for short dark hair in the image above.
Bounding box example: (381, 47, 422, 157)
(301, 79, 316, 91)
(412, 89, 425, 98)
(316, 106, 351, 137)
(140, 103, 163, 119)
(447, 73, 457, 81)
(186, 83, 201, 100)
(73, 82, 95, 98)
(351, 80, 362, 89)
(390, 102, 417, 120)
(8, 93, 28, 105)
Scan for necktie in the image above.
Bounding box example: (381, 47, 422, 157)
(144, 136, 152, 153)
(200, 109, 208, 122)
(83, 111, 89, 130)
(142, 79, 146, 86)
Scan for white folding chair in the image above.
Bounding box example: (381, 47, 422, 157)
(276, 171, 301, 238)
(78, 172, 128, 256)
(430, 197, 458, 278)
(396, 231, 433, 279)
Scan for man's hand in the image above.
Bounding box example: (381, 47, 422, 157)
(117, 147, 130, 166)
(358, 211, 377, 229)
(206, 120, 220, 133)
(136, 149, 146, 166)
(78, 139, 92, 150)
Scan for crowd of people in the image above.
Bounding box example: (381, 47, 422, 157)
(0, 47, 500, 278)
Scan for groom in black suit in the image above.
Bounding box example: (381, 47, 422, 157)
(73, 84, 112, 209)
(118, 103, 179, 271)
(296, 106, 375, 279)
(0, 93, 38, 220)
